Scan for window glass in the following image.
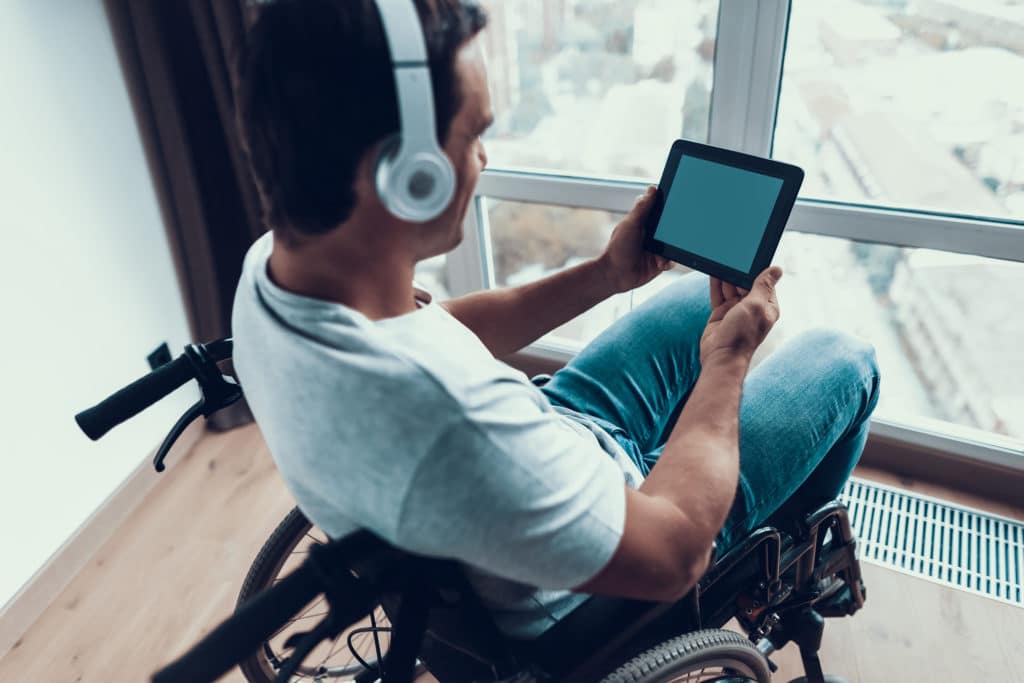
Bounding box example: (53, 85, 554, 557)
(767, 232, 1024, 441)
(775, 0, 1024, 221)
(478, 0, 719, 179)
(487, 198, 636, 344)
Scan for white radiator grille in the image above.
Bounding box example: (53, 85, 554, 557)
(841, 477, 1022, 606)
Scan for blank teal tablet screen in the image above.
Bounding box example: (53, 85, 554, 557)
(653, 155, 784, 273)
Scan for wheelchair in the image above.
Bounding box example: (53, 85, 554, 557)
(74, 339, 867, 683)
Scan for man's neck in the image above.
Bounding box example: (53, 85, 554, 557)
(266, 229, 418, 321)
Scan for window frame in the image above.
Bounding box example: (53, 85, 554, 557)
(447, 0, 1024, 469)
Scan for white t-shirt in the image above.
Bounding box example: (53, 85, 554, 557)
(231, 233, 640, 637)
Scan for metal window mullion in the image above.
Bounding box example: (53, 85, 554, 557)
(708, 0, 790, 156)
(789, 201, 1024, 263)
(476, 170, 647, 214)
(445, 195, 488, 295)
(477, 196, 496, 289)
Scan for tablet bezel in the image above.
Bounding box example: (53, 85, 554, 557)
(643, 139, 804, 290)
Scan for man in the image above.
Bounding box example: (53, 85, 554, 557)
(231, 0, 880, 639)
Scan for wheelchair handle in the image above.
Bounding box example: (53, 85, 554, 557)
(75, 354, 195, 441)
(75, 338, 239, 471)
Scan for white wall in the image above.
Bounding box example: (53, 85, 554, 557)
(0, 1, 197, 608)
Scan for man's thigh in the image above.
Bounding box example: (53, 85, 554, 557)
(716, 329, 877, 548)
(541, 272, 711, 455)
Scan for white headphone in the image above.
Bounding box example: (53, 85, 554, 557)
(372, 0, 457, 223)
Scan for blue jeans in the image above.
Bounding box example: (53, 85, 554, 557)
(541, 273, 881, 552)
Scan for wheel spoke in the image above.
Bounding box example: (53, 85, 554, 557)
(665, 665, 740, 683)
(316, 633, 347, 672)
(288, 610, 329, 623)
(266, 596, 326, 641)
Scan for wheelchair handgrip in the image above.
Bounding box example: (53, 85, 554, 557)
(75, 355, 194, 440)
(152, 564, 320, 683)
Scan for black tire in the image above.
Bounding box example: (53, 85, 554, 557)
(599, 628, 772, 683)
(237, 506, 313, 616)
(238, 507, 316, 683)
(236, 507, 407, 682)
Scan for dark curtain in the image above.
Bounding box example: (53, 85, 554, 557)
(104, 0, 263, 430)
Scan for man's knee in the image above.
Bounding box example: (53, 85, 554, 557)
(793, 327, 880, 401)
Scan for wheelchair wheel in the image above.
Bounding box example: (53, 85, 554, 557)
(236, 506, 424, 682)
(600, 628, 771, 683)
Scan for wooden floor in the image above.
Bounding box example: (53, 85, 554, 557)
(1, 423, 1022, 682)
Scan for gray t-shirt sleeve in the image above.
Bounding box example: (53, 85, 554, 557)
(393, 397, 627, 591)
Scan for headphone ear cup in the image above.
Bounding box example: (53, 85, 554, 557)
(375, 134, 455, 222)
(374, 134, 402, 203)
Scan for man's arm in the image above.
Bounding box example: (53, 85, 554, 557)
(577, 267, 783, 602)
(442, 187, 671, 357)
(441, 257, 615, 358)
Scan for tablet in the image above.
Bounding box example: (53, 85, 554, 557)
(644, 140, 804, 290)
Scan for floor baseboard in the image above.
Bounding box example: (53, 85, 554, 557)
(0, 421, 204, 659)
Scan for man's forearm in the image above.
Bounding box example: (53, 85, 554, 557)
(640, 353, 749, 553)
(442, 256, 617, 357)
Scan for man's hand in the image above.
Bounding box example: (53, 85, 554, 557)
(700, 266, 783, 366)
(597, 186, 674, 293)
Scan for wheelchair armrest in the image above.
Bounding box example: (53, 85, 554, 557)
(699, 526, 784, 590)
(802, 500, 855, 544)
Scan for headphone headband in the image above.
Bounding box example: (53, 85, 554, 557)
(373, 0, 429, 64)
(372, 0, 456, 223)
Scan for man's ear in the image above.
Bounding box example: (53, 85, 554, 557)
(352, 138, 392, 214)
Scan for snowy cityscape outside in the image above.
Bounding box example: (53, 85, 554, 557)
(415, 0, 1024, 442)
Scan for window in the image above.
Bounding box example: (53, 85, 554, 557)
(775, 0, 1024, 221)
(452, 0, 1024, 461)
(479, 0, 719, 179)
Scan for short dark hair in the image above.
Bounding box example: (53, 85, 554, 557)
(235, 0, 487, 240)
